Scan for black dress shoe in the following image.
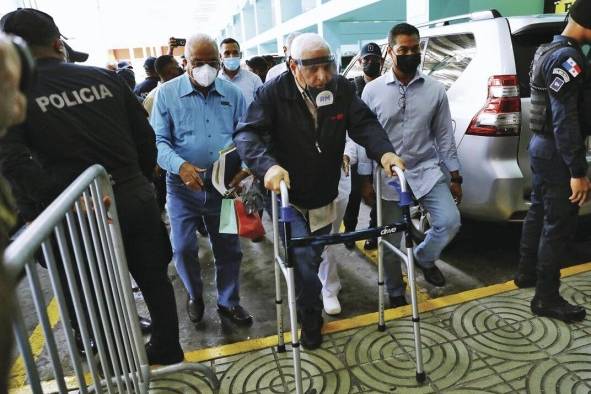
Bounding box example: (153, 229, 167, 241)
(138, 316, 152, 335)
(418, 264, 446, 287)
(389, 295, 408, 308)
(364, 238, 377, 250)
(514, 272, 536, 288)
(531, 296, 586, 323)
(187, 297, 205, 323)
(217, 304, 253, 326)
(299, 312, 323, 350)
(146, 341, 184, 365)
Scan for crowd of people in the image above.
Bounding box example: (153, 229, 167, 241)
(0, 0, 590, 379)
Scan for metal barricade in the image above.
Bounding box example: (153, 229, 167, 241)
(271, 166, 425, 394)
(4, 165, 218, 393)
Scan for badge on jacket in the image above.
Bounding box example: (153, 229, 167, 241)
(316, 91, 334, 107)
(549, 77, 565, 92)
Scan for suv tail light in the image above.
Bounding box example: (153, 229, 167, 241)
(466, 75, 521, 136)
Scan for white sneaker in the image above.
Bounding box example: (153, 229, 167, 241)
(323, 294, 341, 315)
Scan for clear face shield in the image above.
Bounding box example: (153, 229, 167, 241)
(294, 54, 338, 107)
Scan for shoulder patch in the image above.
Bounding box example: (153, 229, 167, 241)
(552, 67, 571, 82)
(562, 57, 582, 78)
(549, 76, 565, 92)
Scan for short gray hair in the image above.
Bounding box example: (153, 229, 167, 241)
(290, 33, 331, 60)
(184, 33, 218, 59)
(284, 31, 302, 56)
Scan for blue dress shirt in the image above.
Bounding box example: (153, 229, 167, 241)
(150, 73, 246, 174)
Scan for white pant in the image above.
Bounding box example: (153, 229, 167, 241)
(319, 169, 350, 298)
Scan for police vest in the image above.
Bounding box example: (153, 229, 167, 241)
(530, 40, 591, 136)
(529, 41, 570, 135)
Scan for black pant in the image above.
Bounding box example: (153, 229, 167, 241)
(519, 148, 579, 301)
(343, 164, 377, 231)
(114, 176, 178, 347)
(39, 175, 179, 349)
(154, 169, 167, 212)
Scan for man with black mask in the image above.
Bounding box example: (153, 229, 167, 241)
(343, 42, 384, 250)
(359, 23, 462, 306)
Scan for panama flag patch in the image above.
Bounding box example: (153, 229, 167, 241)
(562, 57, 582, 78)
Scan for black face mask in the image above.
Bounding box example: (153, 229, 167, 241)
(396, 53, 421, 75)
(363, 61, 381, 78)
(303, 77, 338, 107)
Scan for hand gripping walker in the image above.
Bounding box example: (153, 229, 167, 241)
(270, 166, 426, 394)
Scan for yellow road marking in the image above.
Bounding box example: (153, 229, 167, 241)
(9, 297, 60, 389)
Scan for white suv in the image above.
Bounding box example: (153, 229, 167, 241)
(343, 10, 591, 222)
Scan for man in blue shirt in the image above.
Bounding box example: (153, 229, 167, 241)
(360, 23, 462, 306)
(151, 33, 252, 326)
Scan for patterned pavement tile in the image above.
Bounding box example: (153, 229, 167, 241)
(146, 271, 591, 393)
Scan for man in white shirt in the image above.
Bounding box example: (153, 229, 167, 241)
(265, 31, 301, 82)
(218, 38, 262, 107)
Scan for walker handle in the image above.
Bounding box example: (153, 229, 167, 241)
(278, 180, 295, 222)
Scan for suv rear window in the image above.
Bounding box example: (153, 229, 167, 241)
(512, 23, 563, 97)
(422, 33, 476, 90)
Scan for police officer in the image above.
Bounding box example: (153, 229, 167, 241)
(516, 0, 591, 322)
(0, 9, 183, 364)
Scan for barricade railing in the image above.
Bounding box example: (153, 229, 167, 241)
(4, 164, 218, 393)
(271, 166, 425, 394)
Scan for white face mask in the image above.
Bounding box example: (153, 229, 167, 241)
(191, 64, 218, 87)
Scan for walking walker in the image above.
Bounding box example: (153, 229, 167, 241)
(271, 166, 426, 394)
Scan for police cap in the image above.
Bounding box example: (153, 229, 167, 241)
(360, 42, 382, 59)
(1, 8, 89, 62)
(571, 0, 591, 29)
(0, 8, 61, 46)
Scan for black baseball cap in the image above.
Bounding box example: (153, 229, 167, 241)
(360, 42, 382, 59)
(570, 0, 591, 29)
(117, 60, 133, 70)
(1, 8, 88, 62)
(144, 56, 157, 72)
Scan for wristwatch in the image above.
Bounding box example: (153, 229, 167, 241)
(451, 176, 463, 185)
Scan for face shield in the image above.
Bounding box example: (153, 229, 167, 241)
(294, 54, 338, 107)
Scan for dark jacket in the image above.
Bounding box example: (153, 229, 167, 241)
(234, 71, 394, 209)
(530, 35, 590, 178)
(0, 58, 157, 221)
(133, 76, 159, 99)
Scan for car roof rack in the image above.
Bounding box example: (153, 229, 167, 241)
(416, 9, 502, 28)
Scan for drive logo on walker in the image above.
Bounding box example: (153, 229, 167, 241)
(380, 226, 398, 236)
(35, 84, 114, 112)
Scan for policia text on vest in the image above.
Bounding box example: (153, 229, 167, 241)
(35, 84, 114, 113)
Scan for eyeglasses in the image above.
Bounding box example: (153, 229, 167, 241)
(398, 84, 407, 113)
(189, 59, 221, 68)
